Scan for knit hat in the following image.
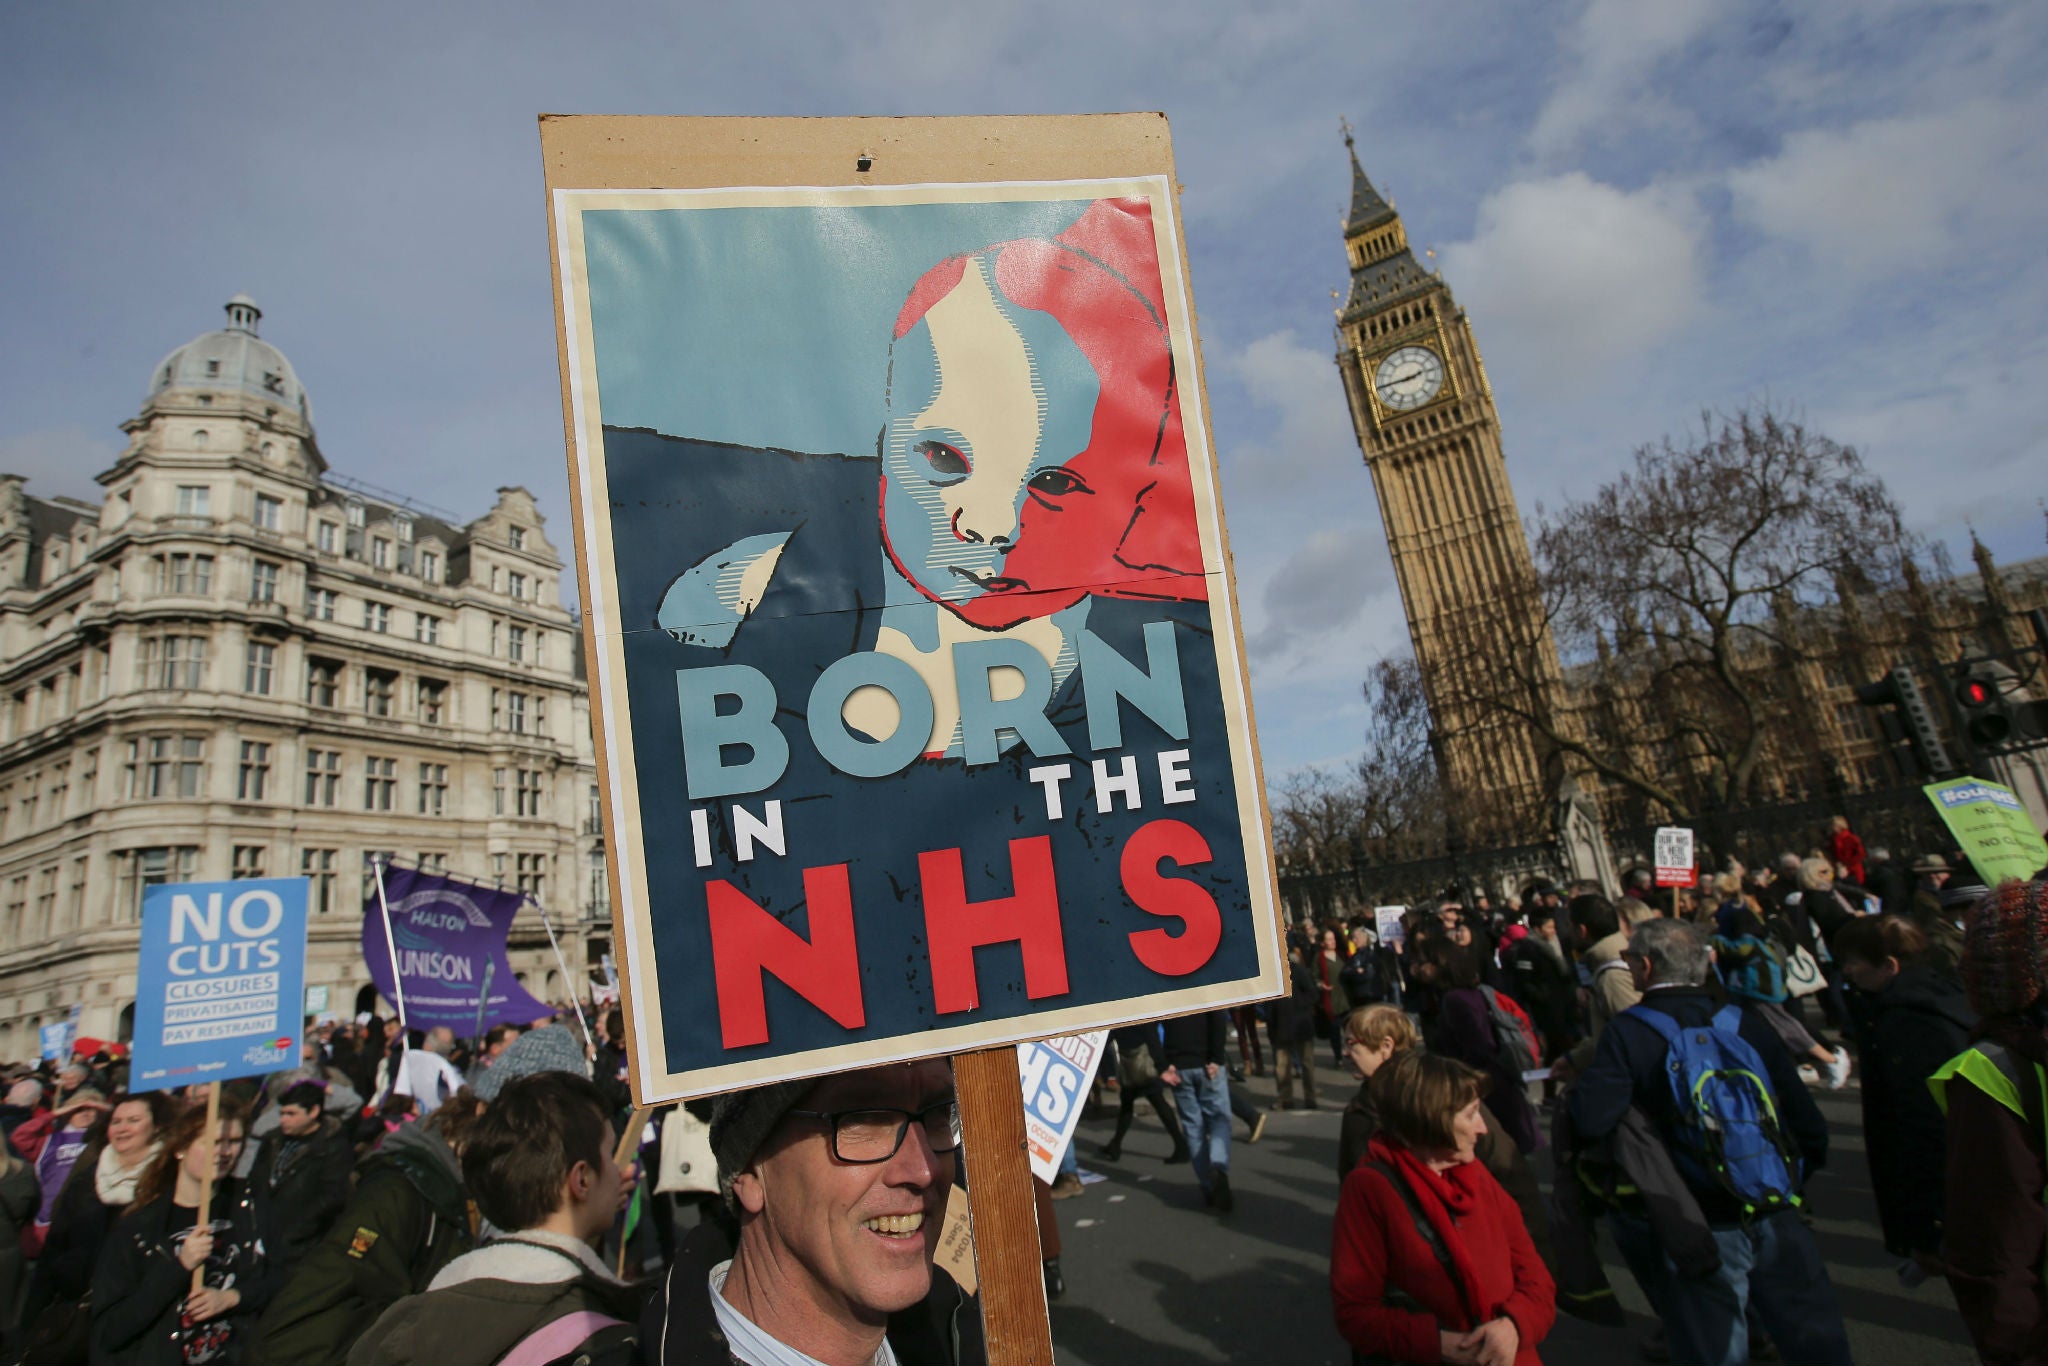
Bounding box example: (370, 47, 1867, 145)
(471, 1023, 588, 1101)
(710, 1077, 815, 1210)
(1962, 881, 2048, 1017)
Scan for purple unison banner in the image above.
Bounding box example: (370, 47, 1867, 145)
(361, 864, 550, 1031)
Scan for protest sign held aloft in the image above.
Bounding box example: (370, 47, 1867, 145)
(1927, 776, 2048, 886)
(361, 862, 551, 1032)
(130, 878, 309, 1093)
(543, 114, 1284, 1102)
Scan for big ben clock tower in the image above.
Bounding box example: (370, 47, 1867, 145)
(1334, 134, 1565, 840)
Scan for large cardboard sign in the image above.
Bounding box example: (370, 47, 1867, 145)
(1927, 777, 2048, 886)
(130, 878, 309, 1093)
(542, 115, 1282, 1101)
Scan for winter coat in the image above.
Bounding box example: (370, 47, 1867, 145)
(1502, 934, 1579, 1052)
(1268, 957, 1319, 1049)
(1331, 1136, 1555, 1364)
(641, 1221, 975, 1366)
(1149, 1011, 1228, 1074)
(0, 1152, 37, 1332)
(347, 1231, 647, 1366)
(259, 1121, 475, 1366)
(1826, 829, 1866, 887)
(1316, 952, 1353, 1025)
(1848, 966, 1974, 1257)
(1546, 1101, 1716, 1324)
(1566, 986, 1829, 1226)
(1340, 1081, 1555, 1274)
(1427, 987, 1540, 1155)
(90, 1178, 279, 1366)
(24, 1142, 145, 1322)
(248, 1115, 356, 1270)
(1937, 1028, 2048, 1366)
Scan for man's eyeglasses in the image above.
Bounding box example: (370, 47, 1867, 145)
(788, 1100, 963, 1164)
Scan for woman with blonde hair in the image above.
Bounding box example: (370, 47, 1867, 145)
(1332, 1051, 1554, 1365)
(1338, 1004, 1553, 1271)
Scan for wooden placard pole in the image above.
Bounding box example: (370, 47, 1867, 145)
(954, 1047, 1052, 1365)
(191, 1083, 221, 1294)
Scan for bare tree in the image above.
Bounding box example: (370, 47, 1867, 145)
(1270, 766, 1364, 873)
(1430, 406, 1918, 822)
(1354, 657, 1450, 856)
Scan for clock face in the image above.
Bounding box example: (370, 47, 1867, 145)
(1373, 345, 1444, 412)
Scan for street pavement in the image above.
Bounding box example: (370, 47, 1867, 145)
(1037, 1051, 1975, 1365)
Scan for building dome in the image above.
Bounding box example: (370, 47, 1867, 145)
(145, 294, 311, 424)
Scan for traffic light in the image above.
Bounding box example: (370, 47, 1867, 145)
(1952, 662, 2048, 753)
(1856, 665, 1955, 777)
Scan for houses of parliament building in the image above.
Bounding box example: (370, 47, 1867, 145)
(0, 296, 604, 1053)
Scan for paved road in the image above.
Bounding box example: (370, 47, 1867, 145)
(1037, 1053, 1975, 1365)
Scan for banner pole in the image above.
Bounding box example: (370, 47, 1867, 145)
(191, 1082, 221, 1295)
(471, 957, 496, 1049)
(954, 1047, 1052, 1364)
(532, 896, 596, 1057)
(371, 855, 409, 1030)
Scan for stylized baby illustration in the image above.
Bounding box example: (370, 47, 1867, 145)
(653, 197, 1207, 759)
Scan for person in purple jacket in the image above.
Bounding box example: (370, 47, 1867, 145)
(1407, 929, 1540, 1155)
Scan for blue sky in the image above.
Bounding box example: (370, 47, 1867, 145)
(3, 0, 2043, 782)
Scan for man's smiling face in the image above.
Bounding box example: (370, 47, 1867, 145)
(881, 255, 1099, 627)
(736, 1060, 958, 1325)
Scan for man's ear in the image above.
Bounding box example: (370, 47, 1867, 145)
(731, 1166, 767, 1216)
(565, 1159, 596, 1206)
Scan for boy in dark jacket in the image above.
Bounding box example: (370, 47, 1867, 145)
(348, 1072, 644, 1365)
(248, 1081, 356, 1271)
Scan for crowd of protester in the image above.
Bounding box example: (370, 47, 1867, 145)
(1304, 822, 2048, 1366)
(0, 817, 2042, 1365)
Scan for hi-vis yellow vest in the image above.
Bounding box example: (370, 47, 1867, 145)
(1930, 1040, 2045, 1125)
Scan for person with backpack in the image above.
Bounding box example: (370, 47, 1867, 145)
(1408, 928, 1541, 1156)
(1331, 1050, 1555, 1365)
(1713, 901, 1851, 1087)
(349, 1072, 645, 1366)
(1567, 917, 1849, 1366)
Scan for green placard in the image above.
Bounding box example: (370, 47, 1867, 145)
(304, 984, 330, 1015)
(1925, 776, 2048, 887)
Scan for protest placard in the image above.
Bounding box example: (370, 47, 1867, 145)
(129, 879, 309, 1093)
(541, 114, 1282, 1104)
(1017, 1031, 1109, 1183)
(1654, 827, 1695, 888)
(1926, 776, 2048, 886)
(1373, 905, 1407, 947)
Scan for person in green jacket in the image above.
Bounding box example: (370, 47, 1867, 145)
(258, 1090, 481, 1366)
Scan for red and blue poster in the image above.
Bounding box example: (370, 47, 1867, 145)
(545, 116, 1281, 1101)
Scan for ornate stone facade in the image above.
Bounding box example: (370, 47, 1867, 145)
(0, 297, 604, 1055)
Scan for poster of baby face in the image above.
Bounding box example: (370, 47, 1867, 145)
(549, 139, 1279, 1101)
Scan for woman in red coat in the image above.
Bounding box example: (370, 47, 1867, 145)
(1331, 1050, 1554, 1365)
(1826, 814, 1866, 888)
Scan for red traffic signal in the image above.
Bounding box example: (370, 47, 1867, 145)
(1957, 677, 1994, 708)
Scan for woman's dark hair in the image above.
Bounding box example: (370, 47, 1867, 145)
(1410, 927, 1481, 990)
(1370, 1050, 1491, 1153)
(429, 1086, 487, 1153)
(132, 1096, 251, 1212)
(1833, 913, 1930, 969)
(461, 1072, 608, 1232)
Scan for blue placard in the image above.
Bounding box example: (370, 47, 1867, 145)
(39, 1020, 73, 1063)
(129, 878, 309, 1093)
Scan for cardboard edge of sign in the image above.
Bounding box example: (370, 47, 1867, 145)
(536, 112, 1287, 1110)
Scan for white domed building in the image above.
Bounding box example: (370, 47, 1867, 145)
(0, 298, 605, 1056)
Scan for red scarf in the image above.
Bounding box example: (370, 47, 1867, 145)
(1366, 1134, 1491, 1326)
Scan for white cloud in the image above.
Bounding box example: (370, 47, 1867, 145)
(1528, 0, 1717, 159)
(1247, 522, 1387, 659)
(1727, 99, 2048, 273)
(1216, 328, 1358, 489)
(1438, 173, 1703, 392)
(0, 427, 118, 503)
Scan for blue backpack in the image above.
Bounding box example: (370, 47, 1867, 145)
(1624, 1004, 1802, 1219)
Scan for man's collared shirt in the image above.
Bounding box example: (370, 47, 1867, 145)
(708, 1260, 899, 1366)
